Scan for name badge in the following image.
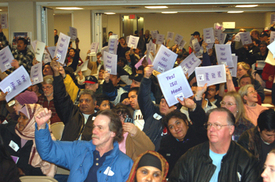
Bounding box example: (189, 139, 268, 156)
(9, 140, 19, 152)
(153, 113, 162, 120)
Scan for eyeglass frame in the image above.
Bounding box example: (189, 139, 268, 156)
(220, 101, 236, 106)
(204, 123, 233, 130)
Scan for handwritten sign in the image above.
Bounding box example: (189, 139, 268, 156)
(214, 29, 222, 39)
(0, 46, 14, 72)
(157, 66, 193, 107)
(271, 31, 275, 44)
(54, 33, 70, 64)
(195, 65, 226, 87)
(219, 33, 227, 44)
(156, 34, 165, 45)
(103, 52, 117, 75)
(166, 32, 174, 41)
(203, 28, 215, 44)
(152, 45, 177, 73)
(206, 43, 214, 51)
(128, 35, 139, 49)
(215, 44, 233, 68)
(179, 40, 186, 49)
(271, 14, 275, 24)
(108, 35, 118, 55)
(90, 42, 99, 55)
(0, 66, 32, 102)
(46, 46, 56, 59)
(0, 14, 8, 29)
(151, 30, 158, 39)
(240, 32, 252, 45)
(43, 53, 51, 64)
(174, 34, 183, 45)
(192, 38, 201, 53)
(229, 55, 238, 77)
(34, 40, 45, 62)
(180, 52, 201, 77)
(69, 27, 77, 40)
(30, 63, 43, 85)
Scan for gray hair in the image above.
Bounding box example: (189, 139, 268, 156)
(43, 75, 53, 85)
(79, 89, 96, 102)
(238, 84, 254, 104)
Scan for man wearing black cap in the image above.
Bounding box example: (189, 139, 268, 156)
(189, 31, 203, 54)
(260, 31, 269, 43)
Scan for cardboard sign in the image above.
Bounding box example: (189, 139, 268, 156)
(174, 34, 183, 45)
(128, 35, 139, 49)
(240, 32, 252, 45)
(103, 52, 117, 75)
(33, 40, 45, 62)
(180, 52, 201, 77)
(195, 65, 226, 87)
(156, 34, 165, 45)
(69, 27, 77, 40)
(157, 66, 193, 107)
(0, 66, 32, 102)
(0, 46, 14, 72)
(203, 28, 215, 44)
(215, 44, 234, 68)
(30, 63, 43, 85)
(54, 33, 71, 64)
(0, 14, 8, 29)
(166, 32, 174, 41)
(152, 45, 177, 73)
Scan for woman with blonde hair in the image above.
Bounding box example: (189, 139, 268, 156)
(262, 149, 275, 182)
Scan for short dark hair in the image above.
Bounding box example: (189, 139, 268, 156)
(207, 107, 235, 125)
(112, 103, 133, 119)
(163, 110, 188, 129)
(128, 87, 139, 95)
(96, 52, 102, 56)
(118, 57, 127, 65)
(79, 89, 96, 102)
(258, 109, 275, 132)
(96, 94, 110, 107)
(108, 31, 113, 35)
(18, 37, 28, 45)
(97, 109, 123, 143)
(239, 74, 254, 85)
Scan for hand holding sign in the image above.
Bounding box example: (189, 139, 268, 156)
(50, 57, 61, 76)
(177, 97, 196, 110)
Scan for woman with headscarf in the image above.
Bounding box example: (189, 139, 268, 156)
(127, 150, 169, 182)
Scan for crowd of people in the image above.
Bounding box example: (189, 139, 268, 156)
(0, 22, 275, 182)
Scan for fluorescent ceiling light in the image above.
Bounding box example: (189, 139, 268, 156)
(227, 11, 244, 13)
(56, 7, 83, 10)
(0, 9, 2, 11)
(104, 12, 116, 15)
(145, 6, 168, 9)
(161, 11, 178, 14)
(235, 5, 258, 8)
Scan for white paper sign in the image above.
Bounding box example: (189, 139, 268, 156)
(0, 46, 14, 72)
(46, 46, 56, 59)
(219, 33, 227, 44)
(146, 40, 156, 54)
(240, 32, 252, 45)
(1, 14, 8, 29)
(30, 63, 43, 85)
(174, 34, 183, 45)
(206, 43, 214, 51)
(267, 40, 275, 59)
(90, 42, 99, 55)
(128, 35, 139, 49)
(214, 29, 222, 39)
(34, 40, 45, 62)
(271, 14, 275, 24)
(157, 66, 193, 107)
(265, 51, 275, 66)
(103, 52, 117, 75)
(215, 44, 234, 68)
(43, 53, 51, 64)
(270, 31, 275, 44)
(166, 32, 174, 41)
(156, 34, 165, 45)
(152, 45, 178, 73)
(101, 46, 109, 58)
(192, 39, 201, 53)
(203, 28, 215, 44)
(75, 60, 89, 73)
(180, 52, 201, 77)
(234, 32, 241, 42)
(69, 27, 77, 40)
(195, 65, 226, 87)
(54, 33, 70, 64)
(108, 35, 118, 54)
(0, 66, 32, 102)
(179, 40, 187, 49)
(151, 30, 158, 39)
(229, 55, 238, 77)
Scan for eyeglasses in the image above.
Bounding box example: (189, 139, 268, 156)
(220, 101, 236, 106)
(42, 85, 53, 90)
(204, 123, 232, 130)
(247, 90, 257, 94)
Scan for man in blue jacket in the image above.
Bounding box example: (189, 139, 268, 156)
(35, 109, 133, 182)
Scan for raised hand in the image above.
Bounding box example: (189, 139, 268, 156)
(50, 57, 60, 76)
(35, 108, 52, 130)
(177, 97, 196, 110)
(123, 122, 138, 136)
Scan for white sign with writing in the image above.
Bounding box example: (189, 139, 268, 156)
(54, 33, 71, 64)
(34, 40, 45, 62)
(156, 34, 165, 45)
(229, 55, 238, 77)
(151, 30, 158, 39)
(195, 65, 226, 87)
(108, 36, 118, 55)
(127, 35, 139, 49)
(43, 53, 51, 64)
(69, 27, 77, 40)
(179, 40, 186, 49)
(240, 32, 252, 45)
(203, 28, 215, 44)
(152, 45, 177, 73)
(0, 66, 32, 102)
(103, 52, 117, 75)
(90, 42, 99, 55)
(0, 14, 8, 29)
(0, 46, 14, 72)
(215, 44, 233, 68)
(267, 40, 275, 58)
(30, 63, 43, 85)
(214, 29, 222, 39)
(206, 43, 214, 51)
(174, 34, 183, 45)
(180, 52, 201, 77)
(166, 32, 174, 41)
(46, 46, 56, 59)
(157, 66, 193, 107)
(219, 33, 227, 44)
(270, 31, 275, 44)
(192, 38, 201, 53)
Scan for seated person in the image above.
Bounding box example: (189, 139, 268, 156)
(0, 104, 56, 177)
(127, 151, 169, 182)
(95, 94, 111, 111)
(261, 149, 275, 182)
(238, 109, 275, 169)
(112, 104, 155, 160)
(35, 109, 133, 181)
